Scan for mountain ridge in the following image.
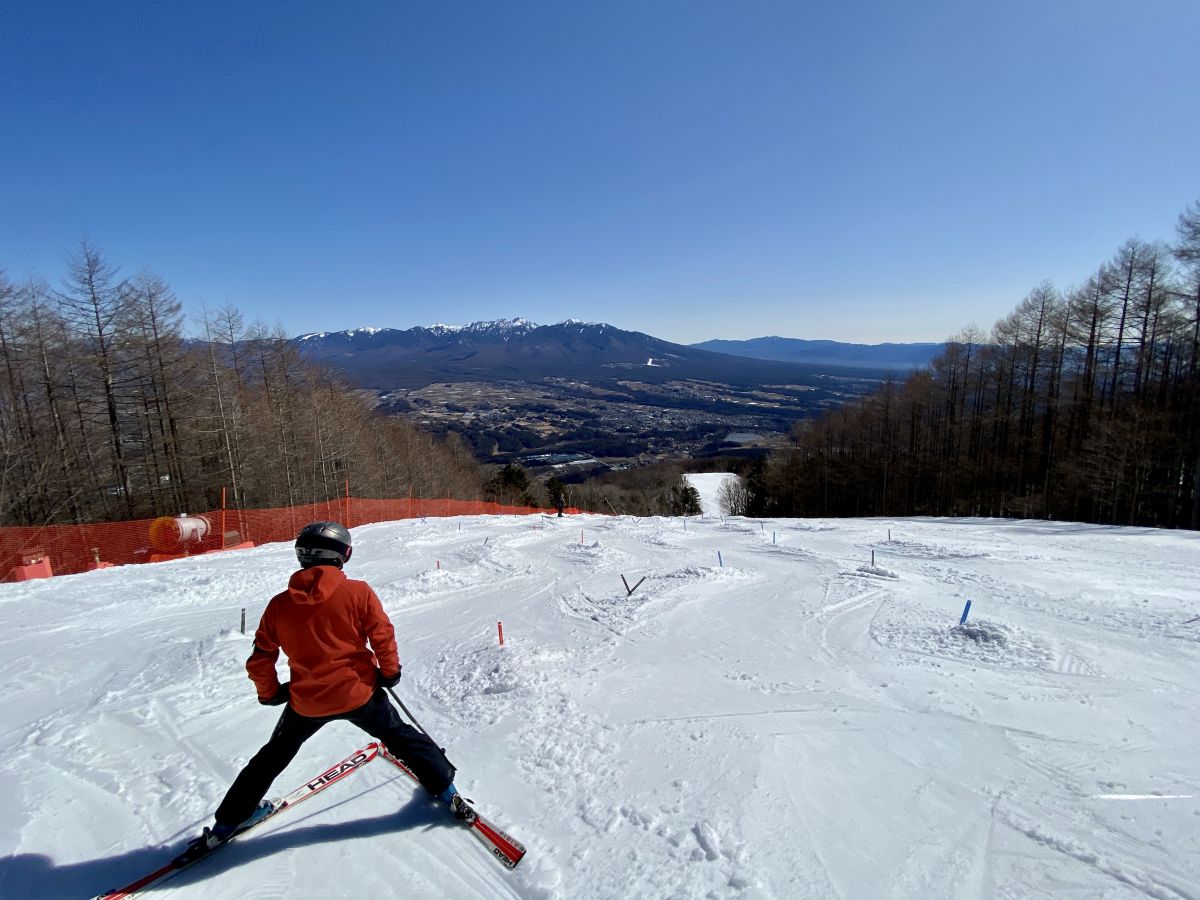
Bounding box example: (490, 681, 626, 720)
(290, 319, 939, 389)
(290, 319, 881, 390)
(282, 320, 910, 463)
(691, 335, 943, 370)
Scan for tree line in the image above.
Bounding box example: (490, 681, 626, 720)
(742, 201, 1200, 529)
(548, 462, 703, 516)
(11, 200, 1197, 531)
(0, 241, 482, 527)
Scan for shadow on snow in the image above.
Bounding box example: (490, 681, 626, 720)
(0, 786, 446, 899)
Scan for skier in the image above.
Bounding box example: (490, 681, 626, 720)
(548, 476, 567, 517)
(195, 521, 469, 849)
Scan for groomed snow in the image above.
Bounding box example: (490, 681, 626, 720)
(1, 515, 1198, 898)
(685, 472, 738, 517)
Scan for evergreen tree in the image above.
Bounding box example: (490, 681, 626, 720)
(668, 476, 702, 516)
(487, 463, 535, 507)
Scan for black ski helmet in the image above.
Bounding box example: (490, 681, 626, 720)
(295, 521, 353, 568)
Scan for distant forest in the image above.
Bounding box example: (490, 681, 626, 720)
(736, 201, 1200, 530)
(0, 244, 481, 527)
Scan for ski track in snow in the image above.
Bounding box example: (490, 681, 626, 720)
(0, 513, 1198, 898)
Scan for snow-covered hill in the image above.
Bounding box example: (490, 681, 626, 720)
(1, 515, 1197, 899)
(685, 472, 738, 517)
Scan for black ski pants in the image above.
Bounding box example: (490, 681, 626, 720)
(214, 689, 455, 827)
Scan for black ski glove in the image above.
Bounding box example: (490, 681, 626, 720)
(261, 682, 290, 706)
(376, 668, 402, 689)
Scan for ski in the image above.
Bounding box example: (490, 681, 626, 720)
(92, 738, 524, 897)
(92, 741, 381, 899)
(378, 746, 527, 869)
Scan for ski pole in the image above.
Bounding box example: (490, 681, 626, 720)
(385, 685, 435, 740)
(385, 686, 455, 767)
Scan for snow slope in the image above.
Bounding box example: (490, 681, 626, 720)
(685, 472, 737, 517)
(1, 515, 1198, 899)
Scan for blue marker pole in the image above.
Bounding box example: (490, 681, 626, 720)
(718, 551, 724, 567)
(959, 599, 972, 625)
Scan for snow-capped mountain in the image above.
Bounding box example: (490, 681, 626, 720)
(298, 318, 589, 344)
(291, 319, 852, 390)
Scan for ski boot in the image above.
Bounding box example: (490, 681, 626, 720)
(439, 784, 478, 825)
(183, 800, 277, 858)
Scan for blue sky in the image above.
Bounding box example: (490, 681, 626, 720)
(2, 1, 1197, 344)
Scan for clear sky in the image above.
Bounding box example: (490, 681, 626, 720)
(2, 1, 1197, 344)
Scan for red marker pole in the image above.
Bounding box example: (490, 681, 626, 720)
(497, 621, 505, 646)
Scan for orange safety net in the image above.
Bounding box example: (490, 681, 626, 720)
(0, 498, 579, 581)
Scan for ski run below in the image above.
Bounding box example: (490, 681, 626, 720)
(1, 511, 1198, 899)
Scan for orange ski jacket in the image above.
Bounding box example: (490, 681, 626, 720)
(246, 565, 400, 717)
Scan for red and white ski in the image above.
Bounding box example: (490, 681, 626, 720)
(92, 739, 525, 898)
(92, 742, 381, 899)
(379, 746, 527, 869)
